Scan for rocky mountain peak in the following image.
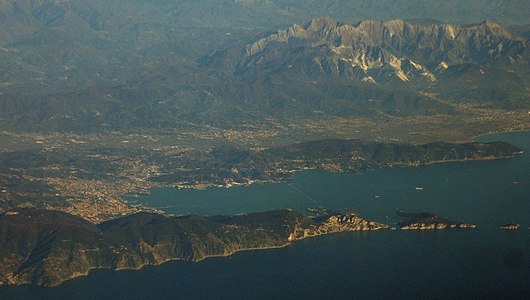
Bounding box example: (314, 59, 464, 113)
(305, 16, 337, 32)
(240, 17, 527, 84)
(246, 17, 524, 56)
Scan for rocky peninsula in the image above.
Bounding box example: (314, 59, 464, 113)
(0, 208, 389, 287)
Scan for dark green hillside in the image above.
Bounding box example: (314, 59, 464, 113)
(0, 208, 389, 286)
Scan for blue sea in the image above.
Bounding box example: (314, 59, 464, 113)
(2, 131, 529, 299)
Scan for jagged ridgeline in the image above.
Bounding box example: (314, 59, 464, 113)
(0, 1, 528, 132)
(204, 17, 529, 118)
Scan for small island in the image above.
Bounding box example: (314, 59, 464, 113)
(500, 223, 521, 230)
(396, 211, 477, 230)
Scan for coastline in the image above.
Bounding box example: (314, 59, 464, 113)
(0, 203, 518, 288)
(18, 221, 483, 288)
(2, 130, 528, 287)
(472, 128, 530, 142)
(122, 150, 523, 206)
(4, 225, 388, 287)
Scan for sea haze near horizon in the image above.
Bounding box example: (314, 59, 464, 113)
(1, 130, 529, 299)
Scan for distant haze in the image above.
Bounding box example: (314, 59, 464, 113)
(0, 0, 528, 132)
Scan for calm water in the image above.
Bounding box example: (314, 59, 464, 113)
(2, 131, 529, 299)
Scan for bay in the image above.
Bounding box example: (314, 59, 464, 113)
(2, 130, 529, 299)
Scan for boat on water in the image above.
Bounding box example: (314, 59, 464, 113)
(415, 187, 424, 190)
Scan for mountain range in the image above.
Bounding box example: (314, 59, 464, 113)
(0, 1, 528, 132)
(0, 2, 528, 288)
(204, 17, 529, 118)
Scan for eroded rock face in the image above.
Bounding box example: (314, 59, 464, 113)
(238, 17, 528, 84)
(0, 208, 390, 287)
(288, 212, 391, 241)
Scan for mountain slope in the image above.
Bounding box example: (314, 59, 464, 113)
(203, 17, 529, 118)
(0, 2, 528, 132)
(0, 208, 390, 286)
